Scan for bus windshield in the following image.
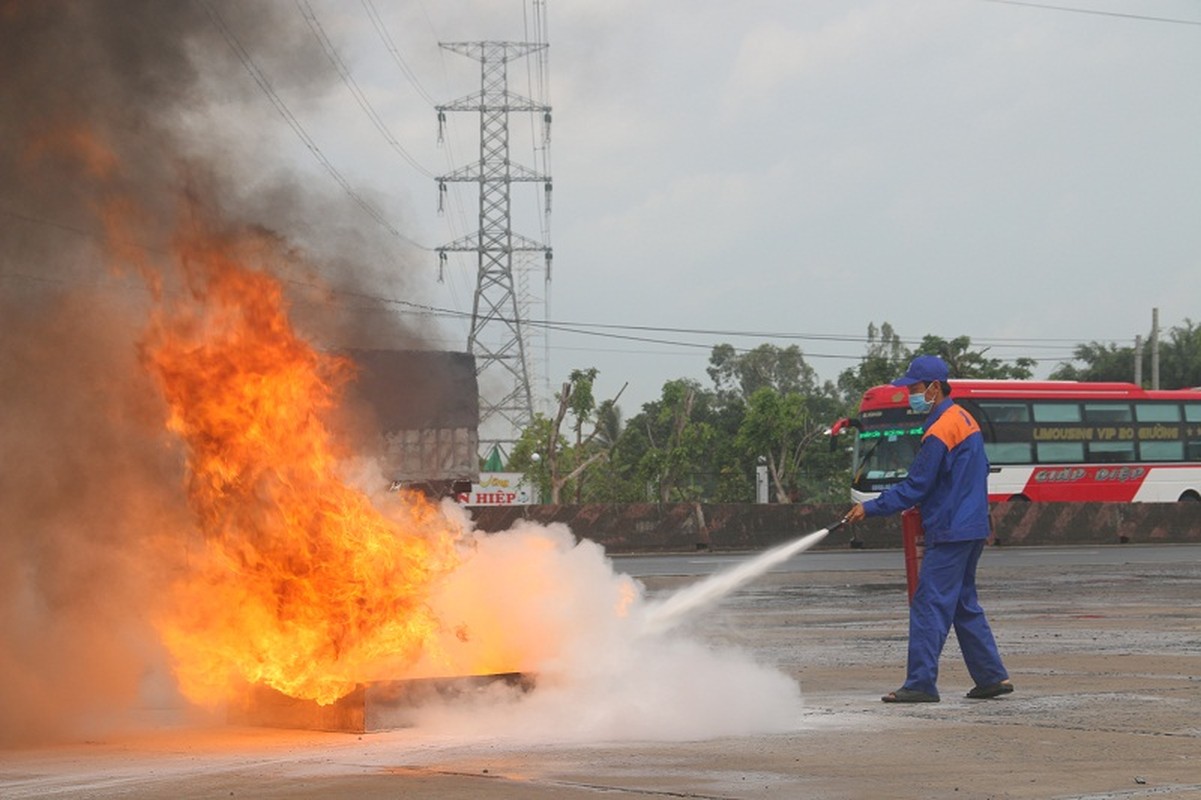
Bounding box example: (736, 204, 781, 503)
(851, 411, 924, 496)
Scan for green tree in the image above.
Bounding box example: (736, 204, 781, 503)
(839, 325, 1036, 404)
(1160, 320, 1201, 388)
(593, 397, 623, 450)
(511, 368, 623, 504)
(1049, 341, 1135, 382)
(508, 414, 554, 501)
(645, 379, 711, 503)
(1050, 319, 1201, 389)
(837, 322, 909, 404)
(708, 343, 819, 402)
(915, 335, 1036, 379)
(703, 342, 846, 501)
(735, 388, 826, 503)
(616, 379, 723, 503)
(553, 368, 597, 503)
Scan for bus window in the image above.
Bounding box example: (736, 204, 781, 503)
(1136, 403, 1180, 422)
(1088, 441, 1135, 463)
(984, 442, 1032, 464)
(1033, 403, 1080, 423)
(1185, 405, 1201, 460)
(1083, 402, 1132, 423)
(1140, 441, 1184, 461)
(1036, 442, 1084, 462)
(976, 401, 1029, 423)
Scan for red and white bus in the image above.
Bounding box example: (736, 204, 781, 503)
(831, 380, 1201, 503)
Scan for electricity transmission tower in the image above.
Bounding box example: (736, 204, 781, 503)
(436, 41, 552, 461)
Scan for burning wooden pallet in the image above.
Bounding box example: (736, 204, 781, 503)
(229, 672, 533, 733)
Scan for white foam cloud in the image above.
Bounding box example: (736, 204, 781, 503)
(402, 510, 805, 743)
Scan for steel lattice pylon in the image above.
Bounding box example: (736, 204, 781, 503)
(436, 41, 551, 458)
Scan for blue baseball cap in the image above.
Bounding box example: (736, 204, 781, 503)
(891, 355, 949, 387)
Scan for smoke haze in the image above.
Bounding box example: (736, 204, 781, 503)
(1, 1, 805, 746)
(0, 0, 430, 743)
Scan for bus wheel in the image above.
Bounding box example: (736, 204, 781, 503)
(1178, 491, 1201, 503)
(1008, 494, 1031, 503)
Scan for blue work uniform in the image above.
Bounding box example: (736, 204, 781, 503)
(863, 397, 1009, 697)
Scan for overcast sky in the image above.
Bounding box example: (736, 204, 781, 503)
(221, 0, 1201, 414)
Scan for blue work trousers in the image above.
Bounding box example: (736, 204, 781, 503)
(905, 538, 1008, 697)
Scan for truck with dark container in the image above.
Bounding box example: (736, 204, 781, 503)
(343, 349, 479, 499)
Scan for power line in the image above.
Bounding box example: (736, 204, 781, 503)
(535, 320, 1086, 349)
(0, 207, 175, 261)
(297, 0, 435, 178)
(980, 0, 1201, 26)
(359, 0, 472, 314)
(361, 0, 437, 105)
(0, 207, 1101, 364)
(348, 294, 1086, 359)
(201, 0, 430, 250)
(0, 263, 1099, 366)
(522, 0, 554, 412)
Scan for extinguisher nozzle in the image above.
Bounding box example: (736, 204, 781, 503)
(825, 516, 850, 535)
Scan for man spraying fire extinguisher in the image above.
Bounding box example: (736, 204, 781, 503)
(845, 355, 1013, 704)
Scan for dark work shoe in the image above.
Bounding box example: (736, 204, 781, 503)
(966, 680, 1014, 699)
(882, 687, 940, 703)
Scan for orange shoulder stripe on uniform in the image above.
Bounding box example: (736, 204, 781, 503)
(922, 406, 980, 451)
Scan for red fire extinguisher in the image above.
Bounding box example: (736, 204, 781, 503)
(901, 508, 924, 604)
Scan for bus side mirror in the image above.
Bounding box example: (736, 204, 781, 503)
(828, 417, 861, 452)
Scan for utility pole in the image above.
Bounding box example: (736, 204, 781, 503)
(436, 42, 552, 460)
(1134, 335, 1143, 386)
(1151, 307, 1160, 390)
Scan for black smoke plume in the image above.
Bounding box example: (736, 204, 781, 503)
(0, 0, 427, 743)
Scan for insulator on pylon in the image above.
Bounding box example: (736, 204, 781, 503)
(438, 181, 446, 214)
(545, 250, 553, 282)
(437, 110, 446, 144)
(544, 181, 552, 214)
(543, 111, 552, 144)
(438, 251, 447, 283)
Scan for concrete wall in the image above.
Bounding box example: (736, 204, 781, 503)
(468, 502, 1201, 554)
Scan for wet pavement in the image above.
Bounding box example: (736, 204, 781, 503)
(2, 544, 1199, 799)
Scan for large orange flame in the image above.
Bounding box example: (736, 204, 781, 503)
(143, 232, 461, 706)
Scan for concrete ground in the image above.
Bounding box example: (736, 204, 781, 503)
(3, 546, 1199, 800)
